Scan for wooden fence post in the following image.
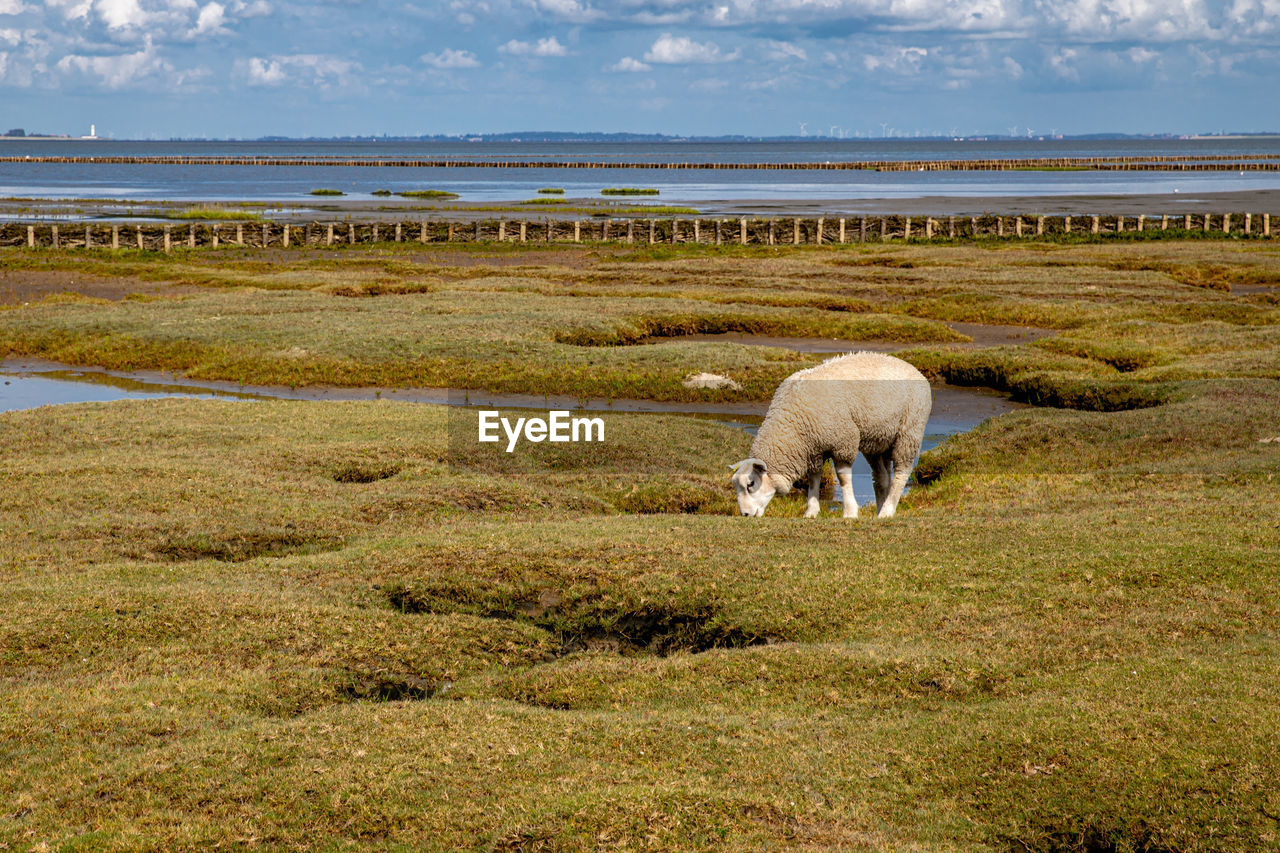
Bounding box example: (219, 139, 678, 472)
(520, 221, 527, 243)
(602, 220, 610, 241)
(498, 221, 505, 241)
(671, 219, 679, 244)
(421, 222, 428, 243)
(85, 225, 92, 249)
(1222, 214, 1230, 234)
(112, 225, 120, 249)
(996, 217, 1004, 237)
(237, 223, 244, 245)
(51, 226, 59, 248)
(925, 218, 933, 239)
(27, 225, 34, 248)
(628, 219, 636, 244)
(816, 217, 823, 245)
(1265, 213, 1271, 237)
(326, 224, 334, 246)
(574, 220, 581, 242)
(448, 223, 455, 242)
(1116, 215, 1124, 233)
(395, 223, 402, 242)
(793, 218, 801, 245)
(1064, 215, 1071, 234)
(282, 225, 289, 248)
(1203, 215, 1211, 232)
(136, 226, 144, 250)
(693, 219, 701, 243)
(714, 219, 721, 245)
(1091, 216, 1100, 235)
(904, 217, 912, 240)
(1037, 216, 1045, 236)
(350, 223, 357, 244)
(1184, 214, 1192, 230)
(949, 216, 956, 238)
(1161, 215, 1169, 230)
(212, 227, 219, 248)
(371, 224, 379, 244)
(1137, 214, 1145, 232)
(1244, 213, 1252, 235)
(1015, 216, 1023, 237)
(164, 226, 171, 253)
(264, 223, 271, 246)
(970, 216, 978, 236)
(768, 219, 776, 245)
(190, 224, 197, 248)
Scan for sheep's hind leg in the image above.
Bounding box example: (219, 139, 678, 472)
(804, 468, 822, 518)
(835, 460, 858, 519)
(879, 439, 920, 519)
(871, 451, 892, 513)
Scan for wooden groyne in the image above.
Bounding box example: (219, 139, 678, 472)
(2, 213, 1275, 251)
(4, 155, 1280, 171)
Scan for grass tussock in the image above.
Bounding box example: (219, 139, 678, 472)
(170, 207, 264, 221)
(398, 189, 460, 199)
(309, 188, 345, 196)
(602, 187, 660, 195)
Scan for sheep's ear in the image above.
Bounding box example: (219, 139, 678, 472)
(751, 460, 767, 476)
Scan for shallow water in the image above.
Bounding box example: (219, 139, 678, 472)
(0, 358, 1022, 506)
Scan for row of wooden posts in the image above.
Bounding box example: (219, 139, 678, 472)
(4, 155, 1280, 172)
(3, 213, 1276, 250)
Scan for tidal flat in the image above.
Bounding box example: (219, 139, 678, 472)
(1, 237, 1278, 851)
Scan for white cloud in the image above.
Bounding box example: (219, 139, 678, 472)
(189, 2, 226, 36)
(762, 39, 806, 62)
(421, 47, 479, 68)
(55, 33, 169, 86)
(643, 33, 734, 64)
(244, 54, 282, 84)
(96, 0, 146, 29)
(0, 0, 26, 14)
(238, 53, 357, 88)
(499, 36, 568, 56)
(608, 55, 650, 71)
(534, 0, 600, 23)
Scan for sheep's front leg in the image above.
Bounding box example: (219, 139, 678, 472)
(834, 460, 857, 519)
(804, 469, 822, 518)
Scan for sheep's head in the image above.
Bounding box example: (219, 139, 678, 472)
(730, 458, 776, 517)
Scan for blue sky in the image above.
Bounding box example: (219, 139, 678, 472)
(1, 0, 1278, 138)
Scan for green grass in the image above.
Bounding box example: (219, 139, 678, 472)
(0, 377, 1277, 849)
(398, 190, 460, 199)
(536, 187, 565, 194)
(602, 187, 660, 195)
(168, 207, 264, 221)
(310, 188, 345, 196)
(518, 198, 569, 205)
(371, 189, 393, 196)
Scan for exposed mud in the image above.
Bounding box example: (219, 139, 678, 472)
(338, 672, 438, 702)
(0, 269, 196, 305)
(332, 461, 401, 484)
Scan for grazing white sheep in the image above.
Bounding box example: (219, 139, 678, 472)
(731, 352, 932, 519)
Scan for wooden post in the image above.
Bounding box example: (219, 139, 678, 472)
(371, 224, 378, 243)
(237, 223, 244, 245)
(1015, 216, 1023, 237)
(1161, 215, 1169, 231)
(649, 220, 656, 245)
(498, 221, 505, 242)
(546, 220, 553, 243)
(574, 220, 581, 243)
(602, 220, 610, 241)
(628, 219, 635, 244)
(860, 216, 867, 243)
(1222, 214, 1230, 234)
(879, 217, 887, 241)
(693, 219, 701, 243)
(350, 223, 357, 244)
(27, 225, 34, 248)
(996, 217, 1004, 238)
(395, 223, 402, 242)
(264, 223, 271, 246)
(1116, 215, 1123, 233)
(970, 216, 978, 236)
(768, 219, 776, 246)
(740, 217, 747, 245)
(838, 218, 846, 244)
(421, 223, 428, 243)
(1064, 215, 1072, 234)
(1184, 214, 1192, 230)
(326, 224, 334, 246)
(793, 218, 801, 245)
(815, 217, 823, 245)
(1265, 213, 1271, 237)
(136, 226, 144, 250)
(190, 224, 197, 248)
(1244, 213, 1252, 235)
(714, 219, 721, 245)
(671, 220, 678, 244)
(1036, 216, 1045, 236)
(1137, 214, 1145, 232)
(164, 226, 171, 253)
(51, 225, 59, 248)
(904, 217, 911, 240)
(112, 225, 120, 250)
(448, 223, 455, 242)
(85, 225, 92, 249)
(925, 218, 933, 239)
(520, 221, 527, 243)
(1203, 214, 1211, 232)
(282, 225, 289, 248)
(212, 227, 219, 248)
(949, 216, 956, 238)
(1091, 216, 1100, 235)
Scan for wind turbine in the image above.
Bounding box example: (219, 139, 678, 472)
(880, 122, 889, 138)
(1007, 125, 1018, 137)
(799, 121, 808, 138)
(829, 125, 839, 138)
(1026, 128, 1034, 138)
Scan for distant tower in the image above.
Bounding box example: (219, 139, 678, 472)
(90, 124, 96, 138)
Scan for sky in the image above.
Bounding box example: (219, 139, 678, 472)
(0, 0, 1278, 138)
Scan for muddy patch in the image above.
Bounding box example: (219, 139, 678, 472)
(332, 461, 401, 483)
(0, 269, 195, 305)
(338, 672, 439, 702)
(385, 585, 775, 657)
(1003, 819, 1179, 853)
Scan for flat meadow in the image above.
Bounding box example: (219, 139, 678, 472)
(1, 234, 1278, 851)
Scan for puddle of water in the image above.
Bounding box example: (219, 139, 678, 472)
(1, 358, 1022, 508)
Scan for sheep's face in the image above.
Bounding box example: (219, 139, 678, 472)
(731, 458, 776, 517)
